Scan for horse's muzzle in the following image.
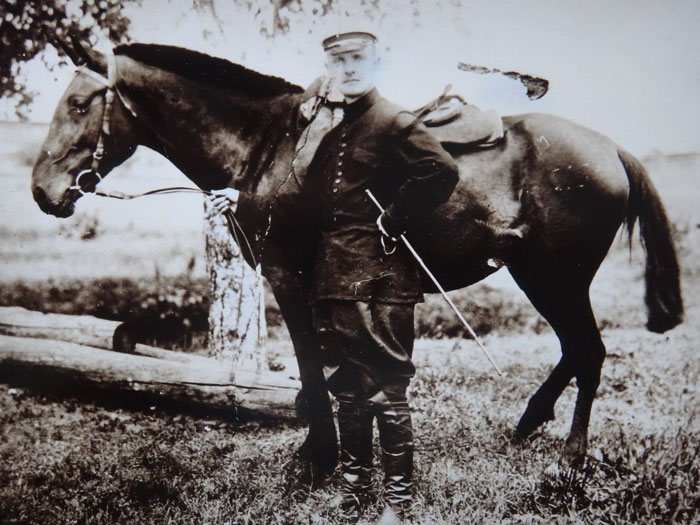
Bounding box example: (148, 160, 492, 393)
(32, 185, 76, 218)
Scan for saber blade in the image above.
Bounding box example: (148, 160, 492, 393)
(365, 189, 503, 376)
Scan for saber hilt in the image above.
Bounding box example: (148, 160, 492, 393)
(365, 189, 503, 376)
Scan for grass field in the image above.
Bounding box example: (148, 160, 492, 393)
(0, 121, 699, 524)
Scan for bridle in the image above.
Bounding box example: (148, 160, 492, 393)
(68, 54, 137, 196)
(66, 56, 207, 201)
(63, 54, 258, 268)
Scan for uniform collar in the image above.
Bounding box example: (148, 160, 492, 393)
(343, 88, 379, 121)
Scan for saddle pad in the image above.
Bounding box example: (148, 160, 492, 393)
(423, 98, 504, 146)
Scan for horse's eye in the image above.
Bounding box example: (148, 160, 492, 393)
(69, 98, 91, 115)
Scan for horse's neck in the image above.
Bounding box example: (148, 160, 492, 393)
(121, 59, 301, 195)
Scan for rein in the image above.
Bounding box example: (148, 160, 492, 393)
(94, 184, 258, 268)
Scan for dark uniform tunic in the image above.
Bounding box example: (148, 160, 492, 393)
(304, 88, 459, 304)
(237, 87, 458, 395)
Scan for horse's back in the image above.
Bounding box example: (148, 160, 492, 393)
(491, 114, 631, 273)
(501, 113, 628, 191)
(442, 113, 630, 232)
(413, 112, 635, 291)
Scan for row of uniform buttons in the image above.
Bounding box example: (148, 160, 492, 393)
(332, 130, 348, 195)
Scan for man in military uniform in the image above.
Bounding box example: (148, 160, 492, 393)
(212, 31, 459, 524)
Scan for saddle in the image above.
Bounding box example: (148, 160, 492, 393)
(293, 81, 503, 178)
(415, 91, 504, 148)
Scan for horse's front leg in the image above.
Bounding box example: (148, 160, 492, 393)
(273, 288, 338, 488)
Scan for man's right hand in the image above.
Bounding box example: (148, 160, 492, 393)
(209, 188, 240, 215)
(376, 213, 400, 255)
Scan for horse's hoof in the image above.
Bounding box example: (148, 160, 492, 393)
(515, 407, 555, 439)
(563, 435, 588, 464)
(543, 445, 586, 482)
(510, 427, 531, 446)
(544, 449, 589, 484)
(282, 459, 328, 493)
(514, 419, 543, 442)
(282, 446, 337, 494)
(543, 460, 562, 480)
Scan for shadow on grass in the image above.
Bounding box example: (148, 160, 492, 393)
(0, 360, 303, 429)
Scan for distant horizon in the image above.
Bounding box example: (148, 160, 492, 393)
(3, 119, 696, 161)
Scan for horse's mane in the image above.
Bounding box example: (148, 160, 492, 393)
(114, 43, 303, 98)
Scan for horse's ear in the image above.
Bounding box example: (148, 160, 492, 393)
(48, 34, 107, 74)
(70, 35, 107, 74)
(49, 34, 83, 66)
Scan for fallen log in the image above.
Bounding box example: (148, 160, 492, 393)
(0, 306, 237, 366)
(0, 334, 300, 420)
(0, 306, 135, 353)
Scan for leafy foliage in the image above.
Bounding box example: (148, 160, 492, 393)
(0, 0, 131, 118)
(1, 0, 442, 117)
(191, 0, 380, 37)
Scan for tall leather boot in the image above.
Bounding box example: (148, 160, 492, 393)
(335, 398, 374, 520)
(375, 391, 414, 524)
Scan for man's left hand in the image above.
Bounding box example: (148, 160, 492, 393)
(209, 188, 240, 215)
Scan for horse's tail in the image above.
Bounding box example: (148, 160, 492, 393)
(618, 148, 683, 333)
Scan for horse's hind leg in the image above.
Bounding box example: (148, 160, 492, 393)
(509, 270, 606, 461)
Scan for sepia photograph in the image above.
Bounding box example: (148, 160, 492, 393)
(1, 1, 698, 523)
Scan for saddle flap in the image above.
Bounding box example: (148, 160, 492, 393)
(421, 97, 504, 147)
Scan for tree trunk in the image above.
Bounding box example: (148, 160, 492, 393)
(203, 199, 266, 374)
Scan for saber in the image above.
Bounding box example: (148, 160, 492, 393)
(365, 189, 503, 376)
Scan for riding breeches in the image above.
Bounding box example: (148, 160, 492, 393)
(313, 300, 416, 507)
(313, 300, 416, 399)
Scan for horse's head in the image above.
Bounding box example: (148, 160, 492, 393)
(31, 39, 138, 217)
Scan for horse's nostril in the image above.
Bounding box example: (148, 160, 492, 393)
(33, 185, 48, 206)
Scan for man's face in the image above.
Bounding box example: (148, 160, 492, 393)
(326, 46, 379, 101)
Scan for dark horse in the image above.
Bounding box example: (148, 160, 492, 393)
(31, 42, 683, 483)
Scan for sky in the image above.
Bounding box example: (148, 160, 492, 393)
(13, 0, 700, 157)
